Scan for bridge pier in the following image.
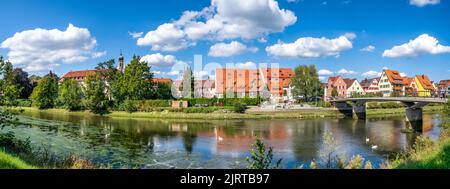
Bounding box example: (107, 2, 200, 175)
(352, 101, 366, 120)
(405, 107, 423, 132)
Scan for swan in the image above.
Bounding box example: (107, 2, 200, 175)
(371, 145, 378, 150)
(366, 138, 370, 143)
(218, 137, 224, 141)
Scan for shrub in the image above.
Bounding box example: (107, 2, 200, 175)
(233, 103, 247, 113)
(182, 97, 264, 107)
(16, 99, 32, 107)
(121, 100, 138, 113)
(136, 100, 171, 112)
(246, 138, 282, 169)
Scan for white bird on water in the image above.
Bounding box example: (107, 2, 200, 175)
(365, 138, 370, 143)
(218, 137, 224, 141)
(371, 145, 378, 150)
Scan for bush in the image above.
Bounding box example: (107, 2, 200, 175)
(137, 100, 171, 112)
(233, 103, 247, 113)
(120, 100, 138, 113)
(246, 138, 282, 169)
(17, 99, 32, 107)
(182, 97, 264, 107)
(367, 102, 405, 109)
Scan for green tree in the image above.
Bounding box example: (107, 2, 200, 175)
(153, 83, 173, 99)
(291, 65, 322, 102)
(96, 59, 120, 101)
(11, 68, 33, 99)
(180, 67, 195, 98)
(58, 79, 83, 111)
(112, 55, 153, 103)
(30, 73, 59, 109)
(331, 87, 338, 98)
(0, 57, 20, 105)
(84, 73, 109, 115)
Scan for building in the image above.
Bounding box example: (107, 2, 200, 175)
(215, 68, 293, 102)
(344, 79, 365, 97)
(414, 74, 436, 97)
(324, 76, 347, 101)
(152, 78, 173, 85)
(194, 80, 216, 98)
(402, 77, 418, 96)
(360, 77, 380, 94)
(60, 69, 100, 85)
(437, 80, 450, 97)
(379, 70, 404, 97)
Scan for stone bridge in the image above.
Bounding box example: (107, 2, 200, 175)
(331, 97, 448, 132)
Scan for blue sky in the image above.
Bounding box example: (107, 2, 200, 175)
(0, 0, 449, 82)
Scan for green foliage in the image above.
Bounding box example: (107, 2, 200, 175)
(84, 73, 109, 115)
(183, 97, 263, 107)
(291, 65, 322, 101)
(58, 79, 83, 111)
(153, 83, 173, 99)
(366, 102, 406, 109)
(112, 56, 154, 103)
(233, 102, 247, 113)
(120, 99, 138, 113)
(16, 99, 32, 107)
(0, 108, 18, 127)
(30, 74, 59, 109)
(246, 138, 282, 169)
(11, 68, 33, 99)
(2, 84, 21, 106)
(331, 87, 338, 98)
(136, 100, 172, 111)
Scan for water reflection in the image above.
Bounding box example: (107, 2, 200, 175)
(9, 111, 443, 168)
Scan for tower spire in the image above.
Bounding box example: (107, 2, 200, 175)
(118, 50, 124, 73)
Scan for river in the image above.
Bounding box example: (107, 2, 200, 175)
(1, 111, 444, 169)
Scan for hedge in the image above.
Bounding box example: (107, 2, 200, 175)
(182, 97, 264, 107)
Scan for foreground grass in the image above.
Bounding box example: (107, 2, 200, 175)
(0, 151, 35, 169)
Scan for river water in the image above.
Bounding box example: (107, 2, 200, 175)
(2, 111, 444, 169)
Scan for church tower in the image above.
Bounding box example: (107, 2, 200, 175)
(118, 51, 124, 73)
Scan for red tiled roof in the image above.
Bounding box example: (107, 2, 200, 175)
(416, 75, 435, 90)
(343, 79, 356, 89)
(402, 77, 413, 86)
(62, 70, 98, 79)
(152, 78, 173, 84)
(384, 70, 404, 85)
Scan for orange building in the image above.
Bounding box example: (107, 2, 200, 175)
(215, 68, 293, 101)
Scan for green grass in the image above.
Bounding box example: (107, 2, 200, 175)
(393, 138, 450, 169)
(0, 151, 35, 169)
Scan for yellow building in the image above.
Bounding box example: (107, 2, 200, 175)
(414, 75, 435, 97)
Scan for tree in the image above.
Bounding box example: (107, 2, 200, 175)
(153, 83, 173, 99)
(0, 58, 21, 105)
(112, 55, 153, 103)
(331, 87, 338, 98)
(84, 73, 109, 115)
(180, 67, 195, 98)
(291, 65, 322, 102)
(11, 68, 33, 99)
(58, 79, 83, 111)
(30, 73, 59, 109)
(96, 59, 120, 101)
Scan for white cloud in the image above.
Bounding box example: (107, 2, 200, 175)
(383, 34, 450, 58)
(137, 0, 297, 52)
(208, 41, 258, 57)
(266, 34, 354, 58)
(236, 61, 257, 69)
(128, 31, 143, 39)
(1, 24, 103, 72)
(140, 53, 185, 67)
(166, 70, 181, 76)
(382, 66, 389, 70)
(337, 69, 357, 75)
(410, 0, 440, 7)
(360, 45, 375, 52)
(344, 32, 357, 40)
(137, 23, 191, 52)
(400, 72, 407, 77)
(318, 69, 333, 76)
(362, 70, 382, 77)
(319, 76, 326, 81)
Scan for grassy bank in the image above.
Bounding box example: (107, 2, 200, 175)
(10, 105, 445, 121)
(0, 151, 34, 169)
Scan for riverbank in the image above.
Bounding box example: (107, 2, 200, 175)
(10, 105, 444, 121)
(0, 151, 34, 169)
